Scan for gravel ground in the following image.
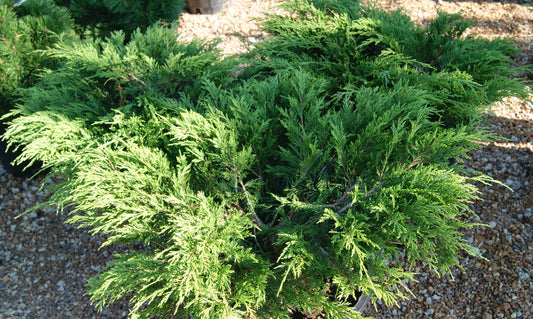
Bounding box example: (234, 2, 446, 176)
(1, 0, 532, 318)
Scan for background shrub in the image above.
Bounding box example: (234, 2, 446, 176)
(0, 0, 75, 109)
(0, 0, 76, 175)
(249, 0, 529, 126)
(53, 0, 186, 39)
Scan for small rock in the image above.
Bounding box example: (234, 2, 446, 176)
(518, 272, 529, 280)
(505, 179, 522, 191)
(57, 280, 65, 292)
(488, 221, 497, 228)
(500, 302, 511, 311)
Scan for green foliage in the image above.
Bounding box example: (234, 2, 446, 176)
(4, 24, 235, 164)
(0, 0, 77, 175)
(0, 0, 75, 109)
(53, 0, 186, 39)
(2, 0, 530, 318)
(249, 0, 529, 125)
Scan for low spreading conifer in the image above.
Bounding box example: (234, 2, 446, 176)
(2, 0, 530, 317)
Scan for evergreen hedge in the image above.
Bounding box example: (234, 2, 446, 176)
(2, 0, 530, 318)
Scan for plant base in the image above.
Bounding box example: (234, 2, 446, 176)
(0, 122, 42, 178)
(289, 292, 371, 318)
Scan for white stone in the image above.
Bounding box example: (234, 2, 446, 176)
(57, 280, 65, 292)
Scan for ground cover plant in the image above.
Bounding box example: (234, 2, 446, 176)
(2, 0, 530, 318)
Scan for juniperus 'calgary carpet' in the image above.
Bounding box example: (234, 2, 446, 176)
(2, 0, 529, 318)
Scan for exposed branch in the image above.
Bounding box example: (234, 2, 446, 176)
(405, 138, 435, 171)
(229, 155, 266, 228)
(335, 160, 386, 216)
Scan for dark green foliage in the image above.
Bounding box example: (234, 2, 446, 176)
(248, 0, 529, 126)
(54, 0, 186, 39)
(2, 0, 530, 318)
(0, 0, 75, 107)
(0, 0, 76, 175)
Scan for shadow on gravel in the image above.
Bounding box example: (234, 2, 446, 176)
(481, 112, 533, 205)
